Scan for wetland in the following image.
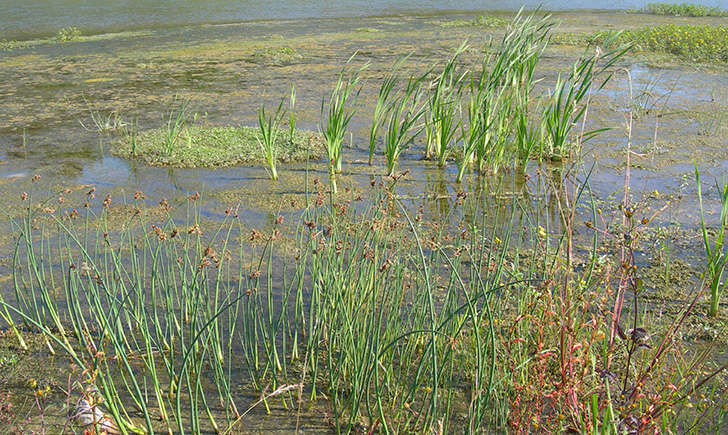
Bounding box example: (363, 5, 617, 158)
(1, 3, 728, 433)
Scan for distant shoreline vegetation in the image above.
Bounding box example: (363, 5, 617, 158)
(555, 24, 728, 64)
(635, 2, 728, 17)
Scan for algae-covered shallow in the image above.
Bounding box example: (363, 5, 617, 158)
(114, 125, 325, 168)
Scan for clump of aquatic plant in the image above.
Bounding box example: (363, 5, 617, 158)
(456, 10, 551, 180)
(542, 36, 629, 159)
(473, 14, 510, 27)
(457, 90, 487, 182)
(78, 97, 126, 133)
(245, 46, 302, 66)
(383, 78, 425, 176)
(320, 58, 366, 192)
(120, 116, 139, 157)
(507, 13, 551, 168)
(257, 98, 287, 180)
(425, 42, 467, 167)
(368, 63, 402, 165)
(644, 2, 727, 16)
(79, 110, 125, 133)
(696, 167, 728, 317)
(56, 27, 82, 42)
(0, 39, 29, 51)
(436, 15, 509, 28)
(513, 102, 545, 169)
(627, 24, 728, 63)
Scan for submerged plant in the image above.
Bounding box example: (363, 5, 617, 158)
(256, 97, 286, 180)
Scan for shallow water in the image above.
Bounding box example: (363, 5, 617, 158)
(1, 11, 726, 231)
(0, 0, 725, 40)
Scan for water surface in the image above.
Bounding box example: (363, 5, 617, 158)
(0, 0, 724, 40)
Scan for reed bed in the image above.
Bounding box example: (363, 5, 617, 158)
(118, 11, 627, 180)
(360, 11, 627, 182)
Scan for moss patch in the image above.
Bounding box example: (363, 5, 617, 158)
(113, 125, 325, 168)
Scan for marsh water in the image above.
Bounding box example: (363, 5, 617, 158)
(1, 5, 728, 431)
(1, 9, 726, 226)
(1, 0, 725, 39)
